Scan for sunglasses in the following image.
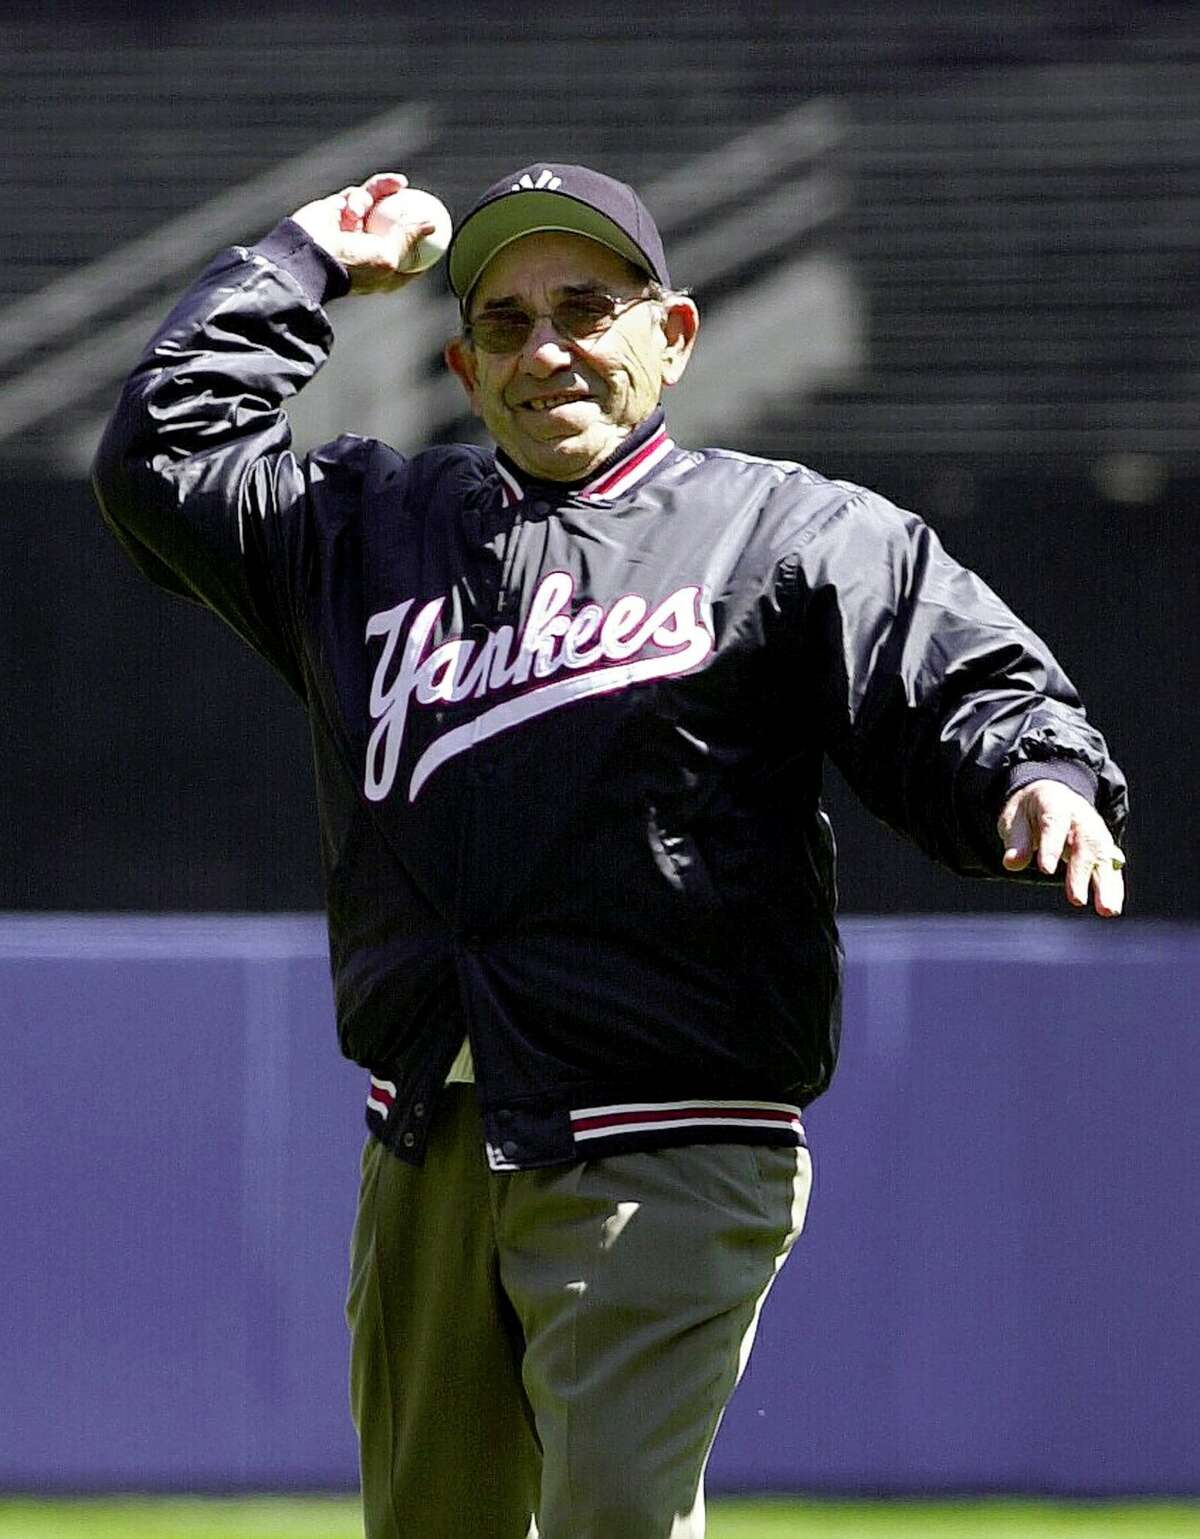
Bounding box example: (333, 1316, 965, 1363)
(464, 292, 658, 355)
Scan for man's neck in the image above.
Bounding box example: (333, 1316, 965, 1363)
(495, 408, 668, 501)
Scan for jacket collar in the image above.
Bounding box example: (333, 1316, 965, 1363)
(494, 408, 674, 507)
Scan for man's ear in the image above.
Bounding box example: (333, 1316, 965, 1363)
(659, 297, 699, 387)
(444, 335, 481, 412)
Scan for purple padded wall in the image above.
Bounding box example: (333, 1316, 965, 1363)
(1, 916, 1196, 1494)
(0, 918, 361, 1490)
(715, 919, 1200, 1495)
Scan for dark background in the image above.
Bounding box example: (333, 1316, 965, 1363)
(2, 2, 1196, 916)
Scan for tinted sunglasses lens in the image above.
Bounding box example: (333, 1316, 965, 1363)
(555, 295, 620, 336)
(470, 295, 622, 353)
(472, 313, 532, 352)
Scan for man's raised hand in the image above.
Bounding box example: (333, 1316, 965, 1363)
(291, 173, 439, 295)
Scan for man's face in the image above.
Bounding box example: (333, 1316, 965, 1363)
(445, 231, 697, 481)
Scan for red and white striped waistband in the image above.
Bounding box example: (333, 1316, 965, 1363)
(569, 1098, 805, 1146)
(365, 1078, 806, 1159)
(366, 1075, 396, 1119)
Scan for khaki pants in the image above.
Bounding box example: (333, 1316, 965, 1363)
(347, 1086, 811, 1539)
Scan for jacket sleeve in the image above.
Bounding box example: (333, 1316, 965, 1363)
(774, 484, 1129, 878)
(90, 221, 350, 698)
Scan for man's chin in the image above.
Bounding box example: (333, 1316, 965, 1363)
(505, 427, 611, 482)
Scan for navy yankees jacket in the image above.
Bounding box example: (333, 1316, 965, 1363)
(92, 221, 1128, 1170)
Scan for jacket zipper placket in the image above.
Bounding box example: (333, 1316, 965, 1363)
(447, 495, 528, 1098)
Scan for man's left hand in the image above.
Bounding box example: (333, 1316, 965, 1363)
(998, 779, 1125, 917)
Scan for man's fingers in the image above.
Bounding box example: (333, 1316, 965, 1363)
(998, 795, 1033, 870)
(1064, 827, 1096, 905)
(1035, 808, 1071, 876)
(396, 220, 439, 268)
(1065, 823, 1126, 914)
(345, 172, 410, 231)
(1091, 859, 1125, 919)
(363, 171, 409, 199)
(339, 186, 374, 232)
(1001, 822, 1033, 871)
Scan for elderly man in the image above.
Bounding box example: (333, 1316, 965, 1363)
(93, 162, 1127, 1539)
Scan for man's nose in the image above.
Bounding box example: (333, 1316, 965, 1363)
(522, 316, 573, 374)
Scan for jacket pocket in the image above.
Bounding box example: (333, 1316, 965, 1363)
(644, 804, 724, 910)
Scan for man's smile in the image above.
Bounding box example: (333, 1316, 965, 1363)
(515, 388, 594, 412)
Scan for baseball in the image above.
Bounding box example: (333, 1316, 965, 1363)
(365, 188, 453, 273)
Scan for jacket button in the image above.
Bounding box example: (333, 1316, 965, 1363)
(402, 1131, 416, 1149)
(413, 1102, 426, 1118)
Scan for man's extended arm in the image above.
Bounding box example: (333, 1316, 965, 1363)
(776, 485, 1128, 915)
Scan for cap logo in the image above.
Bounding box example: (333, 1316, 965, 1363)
(510, 170, 563, 192)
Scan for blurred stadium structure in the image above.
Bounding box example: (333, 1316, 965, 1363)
(1, 2, 1197, 911)
(0, 91, 856, 465)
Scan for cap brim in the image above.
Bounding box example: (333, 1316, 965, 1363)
(449, 190, 656, 303)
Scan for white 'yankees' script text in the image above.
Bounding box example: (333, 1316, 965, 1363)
(364, 571, 713, 802)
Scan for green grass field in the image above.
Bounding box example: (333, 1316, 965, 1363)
(0, 1498, 1196, 1538)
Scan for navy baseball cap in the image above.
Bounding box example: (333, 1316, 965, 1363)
(448, 163, 670, 305)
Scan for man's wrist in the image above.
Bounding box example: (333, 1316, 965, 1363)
(253, 218, 351, 304)
(998, 758, 1098, 812)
